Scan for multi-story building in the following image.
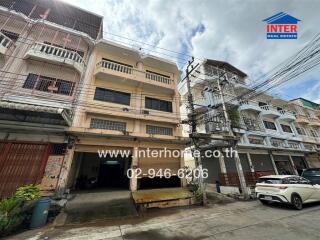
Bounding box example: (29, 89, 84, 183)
(179, 59, 320, 193)
(290, 98, 320, 167)
(0, 0, 103, 198)
(59, 40, 187, 193)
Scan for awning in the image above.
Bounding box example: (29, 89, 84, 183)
(0, 101, 72, 126)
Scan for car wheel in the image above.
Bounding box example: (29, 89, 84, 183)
(291, 194, 303, 210)
(259, 199, 269, 205)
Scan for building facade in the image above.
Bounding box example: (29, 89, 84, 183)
(179, 59, 320, 193)
(59, 40, 186, 193)
(0, 0, 103, 198)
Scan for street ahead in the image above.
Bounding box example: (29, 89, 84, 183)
(10, 200, 320, 240)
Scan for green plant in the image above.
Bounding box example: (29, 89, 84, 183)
(0, 185, 41, 236)
(227, 108, 240, 128)
(0, 197, 25, 236)
(15, 185, 40, 201)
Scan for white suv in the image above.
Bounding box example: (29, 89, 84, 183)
(255, 175, 320, 210)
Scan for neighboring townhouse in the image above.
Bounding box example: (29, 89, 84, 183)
(290, 98, 320, 167)
(179, 59, 320, 193)
(0, 0, 103, 198)
(59, 40, 187, 193)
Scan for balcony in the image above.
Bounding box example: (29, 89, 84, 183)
(0, 32, 13, 56)
(260, 105, 281, 118)
(24, 42, 85, 74)
(278, 110, 296, 121)
(295, 115, 310, 124)
(239, 100, 262, 112)
(95, 60, 175, 91)
(242, 117, 265, 132)
(308, 116, 320, 127)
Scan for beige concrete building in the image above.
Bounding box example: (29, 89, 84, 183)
(0, 0, 103, 198)
(60, 40, 187, 193)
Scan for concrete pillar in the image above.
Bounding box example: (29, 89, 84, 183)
(288, 155, 299, 175)
(219, 155, 227, 174)
(57, 146, 75, 194)
(290, 122, 299, 136)
(246, 152, 255, 173)
(269, 152, 279, 175)
(274, 118, 284, 134)
(130, 147, 139, 191)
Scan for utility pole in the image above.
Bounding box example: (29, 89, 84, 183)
(216, 67, 249, 199)
(185, 57, 207, 205)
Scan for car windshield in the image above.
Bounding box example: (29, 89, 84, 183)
(303, 169, 320, 177)
(258, 178, 283, 184)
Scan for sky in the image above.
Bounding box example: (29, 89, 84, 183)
(63, 0, 320, 103)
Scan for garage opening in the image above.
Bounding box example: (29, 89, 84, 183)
(137, 148, 181, 189)
(72, 152, 132, 191)
(138, 176, 180, 189)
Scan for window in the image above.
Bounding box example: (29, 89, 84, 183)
(310, 129, 319, 138)
(90, 118, 126, 131)
(22, 73, 75, 96)
(258, 102, 267, 107)
(146, 125, 173, 136)
(94, 87, 130, 105)
(248, 137, 264, 145)
(281, 124, 292, 133)
(263, 121, 277, 130)
(1, 29, 19, 42)
(296, 127, 306, 135)
(145, 97, 172, 112)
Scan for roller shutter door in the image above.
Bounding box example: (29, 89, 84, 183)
(138, 148, 181, 176)
(0, 142, 50, 199)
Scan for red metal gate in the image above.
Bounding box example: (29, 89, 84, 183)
(0, 142, 51, 199)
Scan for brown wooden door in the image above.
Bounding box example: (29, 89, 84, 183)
(0, 142, 51, 199)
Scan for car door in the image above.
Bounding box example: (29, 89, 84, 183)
(291, 177, 315, 202)
(297, 177, 317, 202)
(310, 183, 320, 201)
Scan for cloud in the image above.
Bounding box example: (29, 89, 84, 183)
(63, 0, 320, 103)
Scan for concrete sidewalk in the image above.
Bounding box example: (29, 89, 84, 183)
(9, 201, 320, 240)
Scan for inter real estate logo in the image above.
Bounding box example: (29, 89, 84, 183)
(263, 12, 301, 39)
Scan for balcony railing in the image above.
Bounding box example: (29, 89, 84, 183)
(96, 60, 174, 87)
(99, 60, 132, 74)
(146, 72, 172, 85)
(239, 99, 262, 112)
(0, 32, 13, 54)
(278, 109, 296, 121)
(25, 42, 85, 73)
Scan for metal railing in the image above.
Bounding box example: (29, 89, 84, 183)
(97, 59, 174, 86)
(31, 42, 85, 66)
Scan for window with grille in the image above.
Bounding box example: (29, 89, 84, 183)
(248, 137, 264, 145)
(94, 87, 130, 105)
(296, 127, 306, 135)
(146, 125, 173, 136)
(22, 73, 75, 96)
(263, 121, 277, 130)
(281, 124, 292, 133)
(90, 118, 126, 131)
(145, 97, 172, 112)
(310, 129, 319, 138)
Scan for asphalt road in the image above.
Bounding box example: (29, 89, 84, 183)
(9, 200, 320, 240)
